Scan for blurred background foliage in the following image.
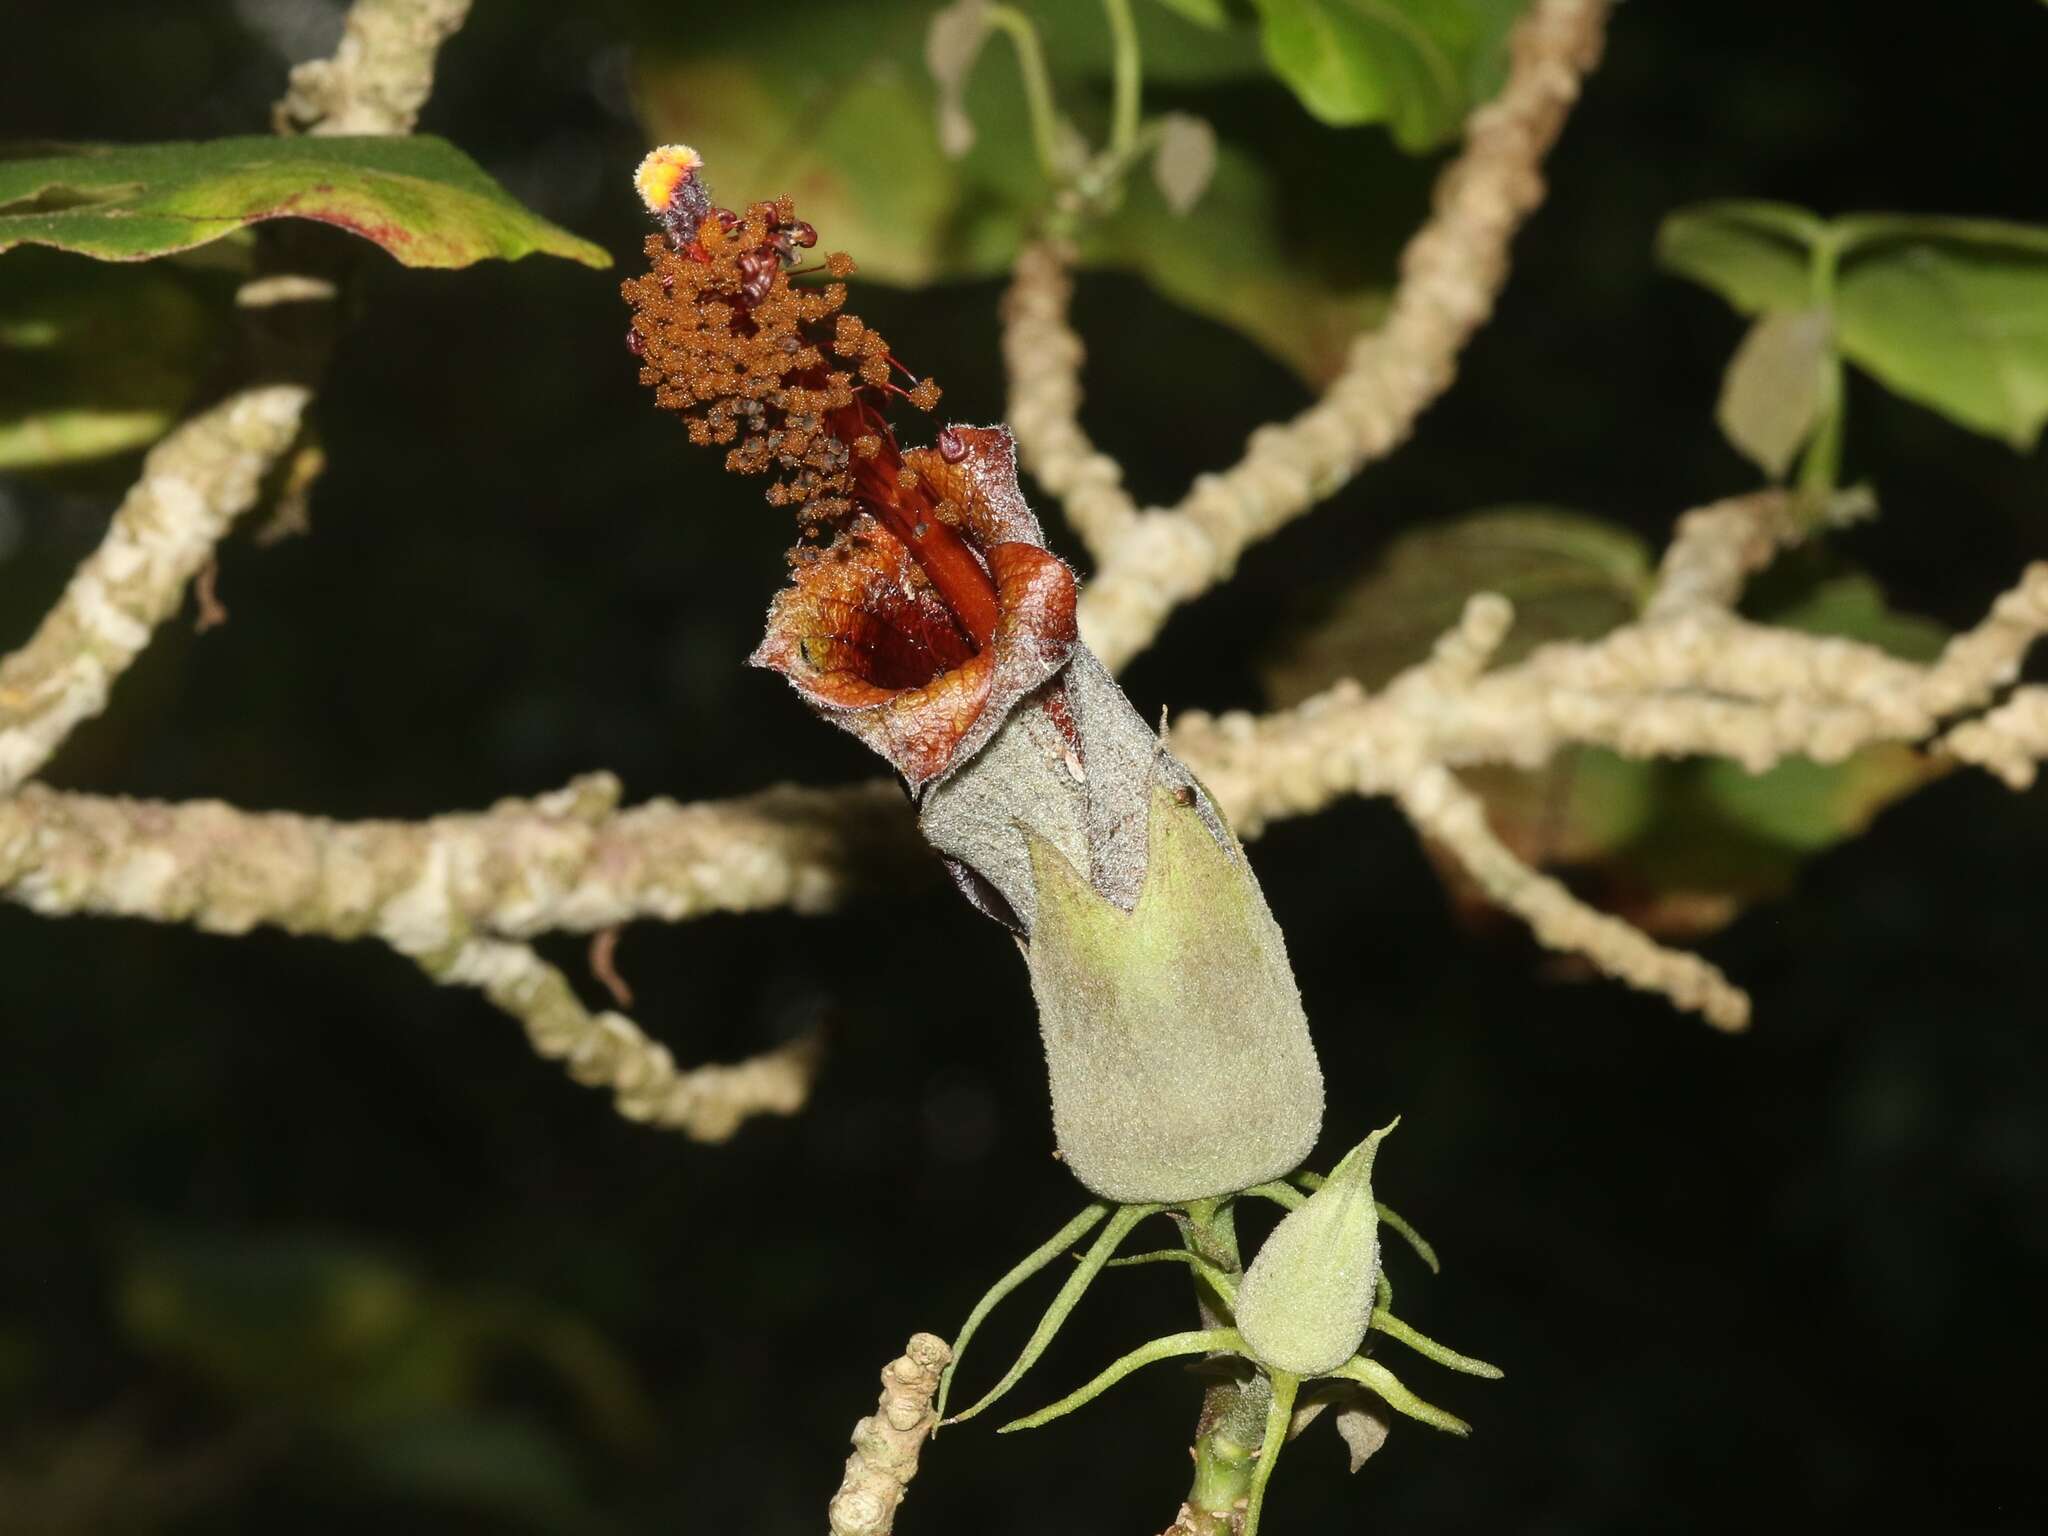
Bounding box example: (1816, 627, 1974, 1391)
(1, 1, 2045, 1531)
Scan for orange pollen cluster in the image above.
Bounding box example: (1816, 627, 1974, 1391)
(621, 196, 941, 533)
(623, 185, 995, 645)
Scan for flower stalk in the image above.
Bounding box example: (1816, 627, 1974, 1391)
(620, 148, 1498, 1533)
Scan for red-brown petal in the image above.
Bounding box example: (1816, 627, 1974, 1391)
(752, 427, 1079, 793)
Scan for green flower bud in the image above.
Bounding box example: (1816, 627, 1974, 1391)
(1235, 1123, 1395, 1378)
(1025, 782, 1324, 1204)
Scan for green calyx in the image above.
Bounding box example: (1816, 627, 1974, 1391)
(1025, 782, 1325, 1204)
(1235, 1121, 1396, 1378)
(938, 1141, 1500, 1536)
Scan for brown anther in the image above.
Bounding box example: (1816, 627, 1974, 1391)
(624, 193, 1001, 641)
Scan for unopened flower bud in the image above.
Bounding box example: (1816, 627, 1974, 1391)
(1235, 1123, 1395, 1377)
(1025, 783, 1324, 1204)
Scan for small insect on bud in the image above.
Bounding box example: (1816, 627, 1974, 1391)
(633, 143, 713, 247)
(1235, 1123, 1396, 1378)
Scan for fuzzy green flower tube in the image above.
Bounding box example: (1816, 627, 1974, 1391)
(1235, 1122, 1395, 1377)
(1024, 782, 1325, 1204)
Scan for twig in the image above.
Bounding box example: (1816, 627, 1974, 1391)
(2, 1, 479, 799)
(1000, 0, 1613, 672)
(0, 386, 311, 795)
(1396, 762, 1751, 1030)
(192, 558, 230, 633)
(0, 775, 919, 944)
(422, 937, 822, 1140)
(1165, 553, 2048, 1028)
(1642, 489, 1810, 623)
(1940, 685, 2048, 791)
(275, 0, 475, 136)
(7, 542, 2043, 1044)
(1001, 239, 1142, 559)
(829, 1334, 953, 1536)
(588, 926, 634, 1009)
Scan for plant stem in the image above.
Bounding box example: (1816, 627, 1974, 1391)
(1102, 0, 1142, 157)
(1174, 1200, 1270, 1533)
(1797, 229, 1846, 500)
(987, 6, 1066, 183)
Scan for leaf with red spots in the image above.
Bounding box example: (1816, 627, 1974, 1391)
(751, 426, 1078, 793)
(0, 138, 609, 269)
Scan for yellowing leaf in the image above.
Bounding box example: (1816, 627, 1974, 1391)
(1663, 201, 2048, 452)
(633, 1, 1402, 384)
(1152, 112, 1218, 215)
(1715, 307, 1832, 480)
(0, 137, 609, 268)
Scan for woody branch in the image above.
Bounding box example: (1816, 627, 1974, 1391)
(6, 0, 2046, 1124)
(1005, 0, 1615, 674)
(0, 0, 839, 1142)
(6, 503, 2045, 1037)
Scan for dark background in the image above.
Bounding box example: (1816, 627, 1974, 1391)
(3, 1, 2046, 1531)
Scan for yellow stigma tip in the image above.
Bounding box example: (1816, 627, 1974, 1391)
(634, 144, 703, 214)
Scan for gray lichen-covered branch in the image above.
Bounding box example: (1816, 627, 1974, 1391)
(1005, 0, 1614, 672)
(276, 0, 475, 136)
(422, 936, 824, 1140)
(6, 519, 2043, 1041)
(0, 387, 311, 795)
(827, 1334, 951, 1536)
(4, 0, 2043, 1127)
(0, 775, 917, 941)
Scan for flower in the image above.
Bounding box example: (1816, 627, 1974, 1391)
(620, 147, 1077, 793)
(623, 148, 1323, 1204)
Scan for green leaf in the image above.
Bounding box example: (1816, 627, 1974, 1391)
(1831, 217, 2048, 450)
(0, 137, 609, 268)
(634, 5, 1035, 288)
(632, 0, 1405, 383)
(1261, 507, 1663, 915)
(1714, 307, 1832, 480)
(1697, 750, 1937, 856)
(115, 1229, 650, 1449)
(348, 1413, 604, 1533)
(0, 248, 230, 468)
(1759, 567, 1947, 664)
(1662, 203, 2048, 451)
(1263, 505, 1655, 703)
(1150, 0, 1231, 26)
(1085, 138, 1389, 382)
(1259, 514, 1953, 945)
(1247, 0, 1456, 150)
(1656, 200, 1823, 317)
(1246, 0, 1525, 151)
